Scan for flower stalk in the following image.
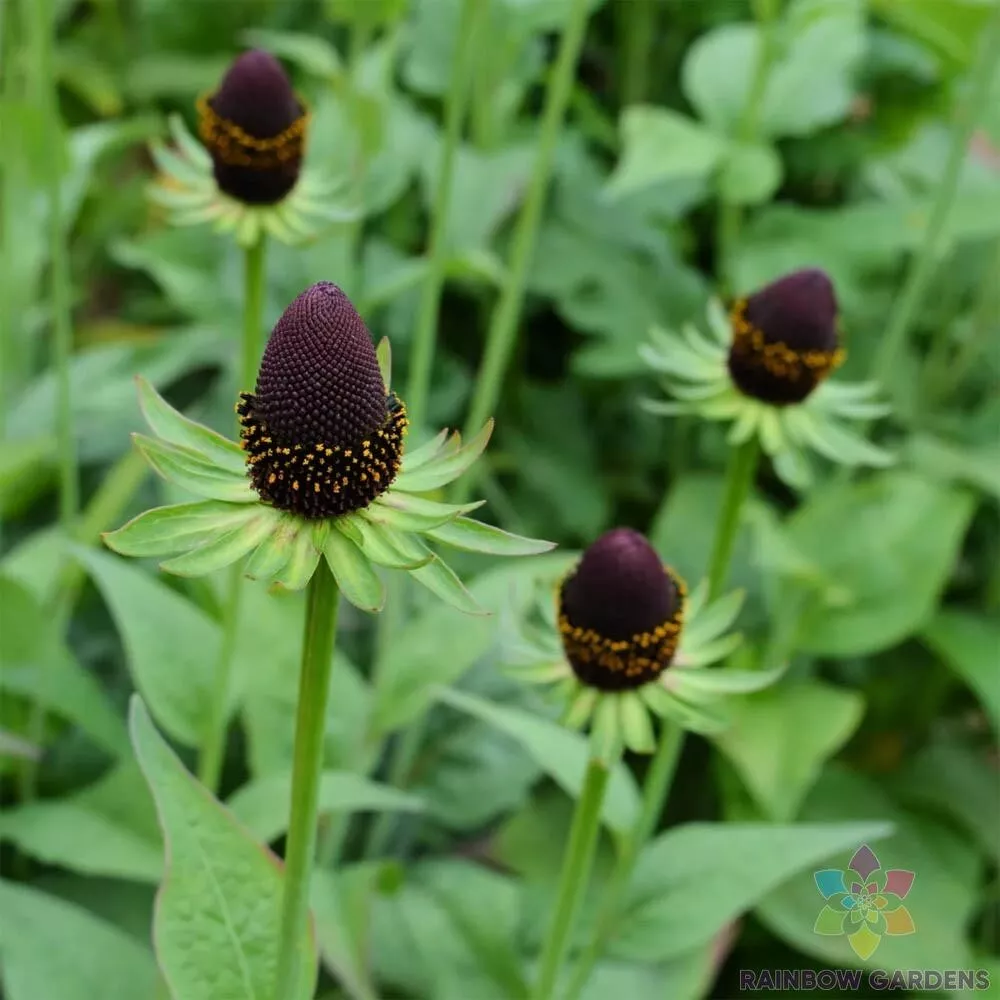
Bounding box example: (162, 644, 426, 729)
(406, 0, 481, 428)
(456, 0, 591, 498)
(273, 559, 341, 1000)
(564, 721, 683, 1000)
(706, 435, 759, 601)
(871, 2, 1000, 387)
(532, 757, 610, 1000)
(197, 234, 268, 791)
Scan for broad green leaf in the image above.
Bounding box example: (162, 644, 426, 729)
(370, 859, 525, 1000)
(227, 770, 424, 843)
(0, 880, 158, 1000)
(0, 768, 162, 881)
(408, 555, 487, 615)
(135, 375, 245, 474)
(130, 697, 317, 1000)
(786, 472, 975, 657)
(612, 820, 892, 962)
(325, 525, 386, 612)
(392, 421, 493, 493)
(424, 516, 555, 556)
(717, 141, 782, 205)
(365, 493, 484, 531)
(714, 680, 865, 821)
(134, 434, 255, 503)
(436, 687, 640, 837)
(922, 611, 1000, 735)
(158, 509, 278, 577)
(605, 106, 726, 200)
(757, 766, 981, 971)
(103, 500, 260, 558)
(76, 548, 218, 747)
(0, 576, 128, 757)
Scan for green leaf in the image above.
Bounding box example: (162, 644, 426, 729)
(134, 434, 255, 503)
(713, 680, 864, 821)
(364, 493, 485, 532)
(135, 375, 246, 474)
(227, 770, 424, 843)
(76, 548, 218, 747)
(0, 575, 128, 757)
(324, 525, 386, 612)
(612, 819, 892, 962)
(158, 509, 279, 577)
(670, 663, 785, 698)
(922, 611, 1000, 736)
(424, 516, 556, 556)
(244, 512, 300, 581)
(0, 880, 158, 1000)
(717, 141, 783, 205)
(0, 797, 161, 883)
(605, 106, 725, 200)
(272, 522, 323, 591)
(436, 687, 640, 837)
(408, 555, 487, 615)
(103, 501, 261, 558)
(400, 428, 452, 473)
(130, 697, 317, 1000)
(392, 420, 493, 493)
(785, 472, 975, 657)
(756, 766, 981, 971)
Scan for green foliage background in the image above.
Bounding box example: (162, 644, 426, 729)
(1, 0, 998, 997)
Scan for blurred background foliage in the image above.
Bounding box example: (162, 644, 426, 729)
(0, 0, 998, 997)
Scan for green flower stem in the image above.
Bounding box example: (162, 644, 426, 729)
(617, 0, 657, 107)
(405, 0, 481, 428)
(273, 559, 341, 1000)
(532, 757, 610, 1000)
(197, 235, 268, 791)
(18, 0, 75, 812)
(706, 435, 759, 601)
(455, 0, 591, 499)
(715, 0, 781, 293)
(871, 3, 1000, 386)
(926, 239, 1000, 402)
(563, 721, 683, 1000)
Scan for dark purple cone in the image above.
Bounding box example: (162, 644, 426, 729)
(238, 283, 408, 518)
(199, 49, 306, 205)
(558, 528, 684, 691)
(727, 268, 842, 405)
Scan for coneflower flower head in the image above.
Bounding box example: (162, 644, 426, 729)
(559, 528, 684, 691)
(237, 282, 407, 518)
(728, 268, 844, 405)
(198, 49, 307, 205)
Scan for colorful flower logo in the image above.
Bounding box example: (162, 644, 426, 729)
(813, 844, 916, 959)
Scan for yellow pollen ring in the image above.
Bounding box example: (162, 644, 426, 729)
(729, 299, 845, 382)
(196, 93, 309, 169)
(556, 568, 687, 688)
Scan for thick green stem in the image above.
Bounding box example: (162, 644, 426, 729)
(706, 436, 759, 601)
(715, 0, 781, 293)
(617, 0, 656, 107)
(563, 722, 682, 1000)
(456, 0, 591, 498)
(197, 236, 267, 791)
(871, 4, 1000, 385)
(405, 0, 480, 428)
(532, 758, 610, 1000)
(273, 560, 341, 1000)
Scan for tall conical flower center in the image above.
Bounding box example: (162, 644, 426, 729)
(197, 49, 307, 205)
(237, 282, 408, 518)
(727, 268, 845, 405)
(558, 528, 685, 692)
